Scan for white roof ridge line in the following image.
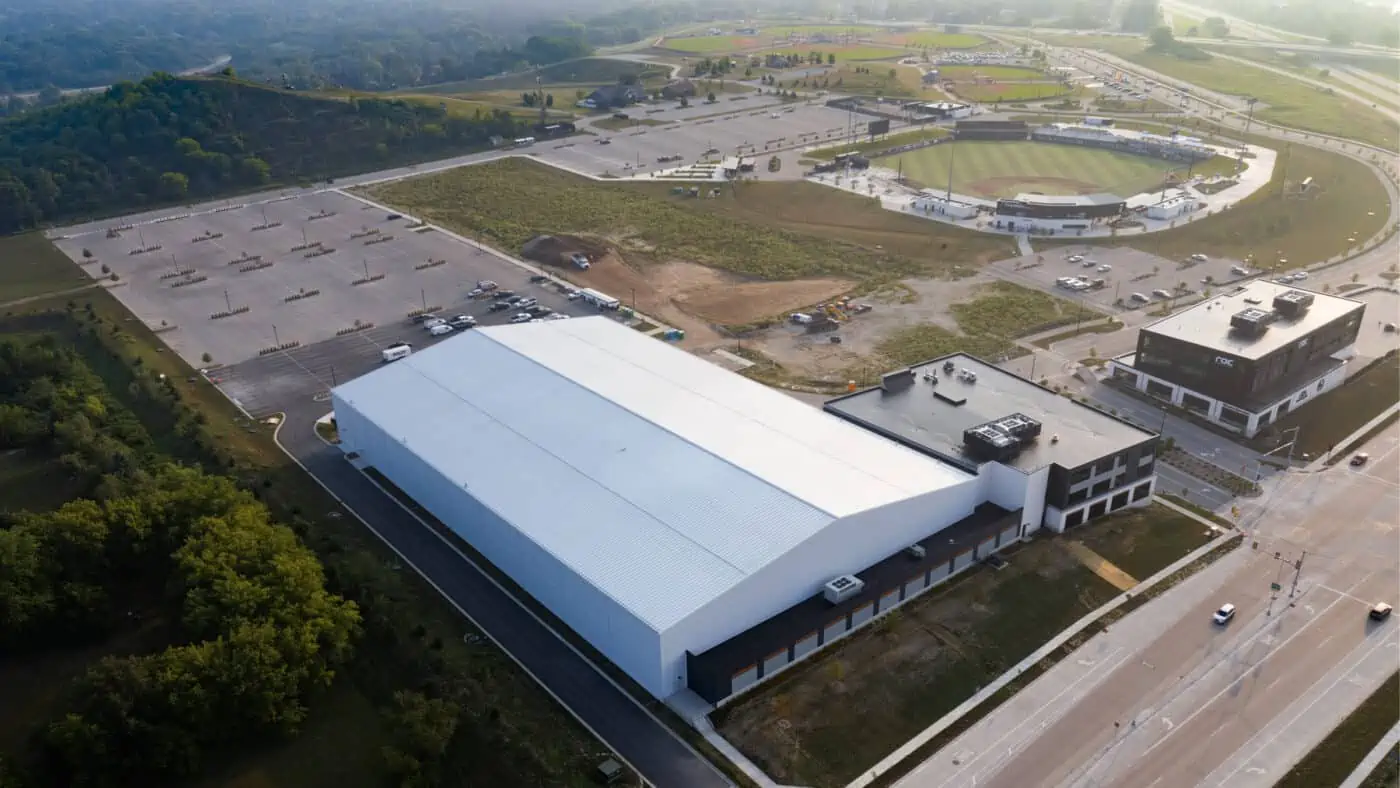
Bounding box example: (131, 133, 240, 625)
(532, 323, 936, 501)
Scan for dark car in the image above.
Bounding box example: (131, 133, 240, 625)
(492, 289, 516, 300)
(488, 301, 512, 312)
(410, 312, 439, 324)
(527, 306, 553, 317)
(386, 213, 402, 220)
(529, 274, 549, 283)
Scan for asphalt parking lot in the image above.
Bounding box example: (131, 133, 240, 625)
(548, 102, 867, 176)
(50, 189, 615, 373)
(988, 245, 1249, 312)
(214, 269, 617, 417)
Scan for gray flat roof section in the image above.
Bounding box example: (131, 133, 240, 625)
(824, 354, 1156, 472)
(1144, 281, 1365, 360)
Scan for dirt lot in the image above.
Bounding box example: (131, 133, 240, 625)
(714, 537, 1119, 787)
(751, 274, 993, 381)
(522, 233, 856, 345)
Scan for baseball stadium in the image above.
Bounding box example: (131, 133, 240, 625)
(882, 122, 1236, 199)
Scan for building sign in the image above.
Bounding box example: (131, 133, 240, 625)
(1214, 356, 1235, 368)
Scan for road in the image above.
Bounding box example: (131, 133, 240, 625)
(12, 55, 233, 101)
(274, 405, 733, 788)
(896, 423, 1400, 788)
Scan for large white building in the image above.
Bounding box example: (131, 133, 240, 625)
(333, 318, 1157, 703)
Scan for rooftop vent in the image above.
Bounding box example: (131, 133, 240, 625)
(823, 575, 865, 605)
(962, 412, 1043, 462)
(1229, 307, 1274, 337)
(933, 391, 967, 407)
(1272, 289, 1314, 319)
(881, 368, 916, 393)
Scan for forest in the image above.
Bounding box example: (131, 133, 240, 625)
(0, 0, 748, 94)
(0, 311, 600, 787)
(0, 334, 359, 788)
(0, 72, 530, 233)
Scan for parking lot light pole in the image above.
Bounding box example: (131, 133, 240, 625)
(272, 324, 280, 347)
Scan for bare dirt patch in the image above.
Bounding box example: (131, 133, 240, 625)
(968, 175, 1101, 198)
(751, 274, 993, 381)
(535, 234, 856, 348)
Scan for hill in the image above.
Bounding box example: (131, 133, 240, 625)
(0, 73, 528, 233)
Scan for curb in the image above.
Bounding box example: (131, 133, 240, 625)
(846, 526, 1242, 788)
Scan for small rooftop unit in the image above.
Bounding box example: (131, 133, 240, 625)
(962, 412, 1043, 462)
(1272, 289, 1314, 319)
(1229, 307, 1274, 337)
(823, 575, 865, 605)
(881, 368, 915, 393)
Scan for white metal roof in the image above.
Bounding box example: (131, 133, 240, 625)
(335, 317, 971, 631)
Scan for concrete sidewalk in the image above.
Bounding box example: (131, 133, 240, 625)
(1341, 721, 1400, 788)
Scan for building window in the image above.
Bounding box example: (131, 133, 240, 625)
(1132, 482, 1151, 501)
(1139, 453, 1155, 467)
(1111, 491, 1130, 510)
(1068, 488, 1089, 506)
(1112, 473, 1126, 490)
(1064, 508, 1086, 528)
(1069, 466, 1092, 484)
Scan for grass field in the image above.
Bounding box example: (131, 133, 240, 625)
(1276, 672, 1400, 788)
(1258, 353, 1400, 458)
(418, 58, 671, 93)
(952, 81, 1071, 102)
(825, 63, 929, 96)
(0, 231, 96, 303)
(1048, 35, 1400, 150)
(1171, 13, 1203, 36)
(882, 140, 1188, 198)
(1061, 136, 1393, 266)
(357, 157, 1011, 282)
(935, 65, 1047, 81)
(762, 44, 911, 61)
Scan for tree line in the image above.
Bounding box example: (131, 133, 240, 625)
(0, 72, 530, 234)
(0, 334, 359, 787)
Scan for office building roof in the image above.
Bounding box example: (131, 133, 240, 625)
(1143, 281, 1365, 360)
(824, 354, 1155, 472)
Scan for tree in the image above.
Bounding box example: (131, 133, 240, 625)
(1148, 26, 1176, 50)
(158, 172, 188, 200)
(380, 691, 461, 787)
(544, 93, 553, 108)
(1327, 29, 1353, 46)
(828, 53, 836, 65)
(1202, 17, 1230, 37)
(1121, 0, 1162, 33)
(239, 157, 270, 184)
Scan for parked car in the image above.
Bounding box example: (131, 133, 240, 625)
(570, 252, 591, 270)
(492, 290, 516, 300)
(1212, 603, 1236, 625)
(1096, 264, 1112, 273)
(1131, 292, 1151, 303)
(1292, 271, 1309, 280)
(411, 312, 439, 324)
(448, 315, 477, 329)
(1369, 602, 1393, 621)
(386, 213, 402, 220)
(428, 323, 454, 336)
(597, 138, 612, 145)
(1189, 253, 1208, 262)
(566, 290, 582, 300)
(467, 288, 484, 298)
(546, 313, 570, 320)
(477, 280, 498, 291)
(422, 317, 447, 330)
(510, 313, 533, 323)
(1152, 288, 1172, 298)
(516, 297, 538, 309)
(488, 301, 512, 312)
(529, 274, 549, 283)
(527, 306, 553, 317)
(1350, 453, 1370, 467)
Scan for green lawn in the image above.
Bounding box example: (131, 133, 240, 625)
(882, 140, 1187, 197)
(417, 58, 671, 93)
(764, 45, 911, 61)
(1064, 135, 1393, 266)
(936, 65, 1047, 81)
(953, 81, 1071, 102)
(662, 35, 758, 53)
(357, 157, 1011, 282)
(1171, 13, 1203, 36)
(824, 63, 930, 96)
(0, 232, 96, 304)
(713, 534, 1120, 787)
(1068, 503, 1218, 581)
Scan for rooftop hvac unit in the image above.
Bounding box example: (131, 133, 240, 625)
(881, 368, 915, 393)
(933, 390, 967, 406)
(823, 575, 866, 605)
(1272, 289, 1314, 319)
(1229, 307, 1273, 337)
(905, 544, 927, 560)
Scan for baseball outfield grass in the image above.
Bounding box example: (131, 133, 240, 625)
(881, 140, 1222, 198)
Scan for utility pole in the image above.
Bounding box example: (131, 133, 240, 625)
(1243, 97, 1258, 137)
(945, 138, 957, 201)
(1289, 551, 1306, 598)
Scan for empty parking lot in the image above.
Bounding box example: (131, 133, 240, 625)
(987, 245, 1251, 312)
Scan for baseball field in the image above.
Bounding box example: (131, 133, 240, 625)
(882, 140, 1210, 198)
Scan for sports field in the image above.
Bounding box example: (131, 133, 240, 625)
(883, 141, 1190, 197)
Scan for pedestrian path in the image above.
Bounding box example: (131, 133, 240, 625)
(1063, 541, 1139, 591)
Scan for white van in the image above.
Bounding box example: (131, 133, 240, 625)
(429, 323, 454, 337)
(381, 343, 412, 363)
